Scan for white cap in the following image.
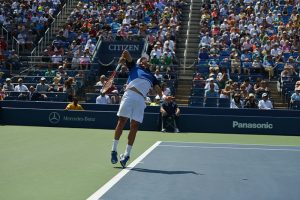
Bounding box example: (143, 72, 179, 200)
(262, 93, 268, 97)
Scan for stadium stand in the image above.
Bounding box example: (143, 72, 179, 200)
(0, 0, 299, 112)
(188, 0, 300, 109)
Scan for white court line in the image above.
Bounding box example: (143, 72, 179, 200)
(86, 141, 161, 200)
(159, 144, 300, 152)
(163, 141, 300, 148)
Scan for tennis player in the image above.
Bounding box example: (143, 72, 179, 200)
(111, 50, 162, 168)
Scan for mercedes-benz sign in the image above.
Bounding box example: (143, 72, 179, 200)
(49, 112, 61, 124)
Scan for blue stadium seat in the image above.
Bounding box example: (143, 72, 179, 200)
(204, 97, 218, 107)
(189, 97, 204, 107)
(218, 98, 230, 108)
(191, 88, 205, 97)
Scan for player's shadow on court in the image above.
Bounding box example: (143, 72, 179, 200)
(114, 167, 201, 175)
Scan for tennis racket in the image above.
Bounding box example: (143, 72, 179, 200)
(101, 63, 122, 94)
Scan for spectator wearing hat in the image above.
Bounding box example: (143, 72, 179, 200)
(160, 96, 180, 133)
(3, 78, 14, 91)
(258, 93, 273, 110)
(36, 77, 50, 92)
(244, 93, 258, 108)
(230, 93, 244, 109)
(56, 65, 68, 78)
(14, 78, 28, 92)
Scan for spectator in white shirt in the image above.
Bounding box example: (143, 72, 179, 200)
(96, 92, 111, 104)
(258, 93, 273, 110)
(14, 78, 29, 92)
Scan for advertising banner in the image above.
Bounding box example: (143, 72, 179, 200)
(95, 40, 145, 64)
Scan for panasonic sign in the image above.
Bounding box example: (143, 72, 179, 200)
(233, 121, 273, 129)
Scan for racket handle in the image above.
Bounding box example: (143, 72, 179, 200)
(115, 63, 122, 72)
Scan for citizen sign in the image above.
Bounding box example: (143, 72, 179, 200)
(108, 44, 139, 51)
(232, 121, 273, 129)
(49, 112, 61, 124)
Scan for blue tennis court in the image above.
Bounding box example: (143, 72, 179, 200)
(87, 142, 300, 200)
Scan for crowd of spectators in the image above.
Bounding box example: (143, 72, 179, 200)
(193, 0, 300, 109)
(0, 0, 186, 103)
(0, 0, 66, 52)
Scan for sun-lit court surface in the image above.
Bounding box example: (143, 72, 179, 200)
(1, 126, 300, 200)
(88, 141, 300, 200)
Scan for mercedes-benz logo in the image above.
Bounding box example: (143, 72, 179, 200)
(49, 112, 60, 124)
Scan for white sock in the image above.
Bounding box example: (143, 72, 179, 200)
(112, 140, 119, 152)
(124, 144, 132, 157)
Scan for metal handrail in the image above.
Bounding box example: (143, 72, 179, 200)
(31, 0, 76, 62)
(0, 26, 9, 42)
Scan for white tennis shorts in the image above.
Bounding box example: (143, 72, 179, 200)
(117, 90, 146, 123)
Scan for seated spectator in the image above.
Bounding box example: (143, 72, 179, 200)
(258, 93, 273, 110)
(240, 50, 252, 75)
(239, 84, 249, 100)
(79, 51, 91, 70)
(45, 64, 56, 77)
(0, 85, 5, 100)
(280, 65, 294, 83)
(96, 75, 106, 87)
(252, 56, 262, 74)
(154, 69, 163, 82)
(160, 96, 180, 133)
(3, 78, 14, 91)
(117, 65, 129, 79)
(220, 84, 232, 99)
(231, 52, 241, 74)
(56, 65, 68, 78)
(163, 68, 175, 81)
(254, 80, 270, 98)
(71, 51, 81, 70)
(204, 83, 219, 99)
(204, 78, 219, 91)
(65, 97, 84, 110)
(6, 50, 22, 74)
(96, 91, 111, 105)
(14, 78, 28, 92)
(208, 57, 219, 73)
(290, 86, 300, 105)
(198, 47, 209, 61)
(244, 93, 258, 109)
(243, 78, 253, 93)
(230, 93, 244, 109)
(160, 52, 173, 71)
(49, 76, 62, 92)
(36, 77, 50, 93)
(263, 54, 274, 79)
(29, 85, 47, 101)
(51, 50, 63, 67)
(193, 72, 205, 88)
(63, 77, 75, 102)
(0, 36, 7, 62)
(216, 68, 229, 89)
(161, 82, 172, 99)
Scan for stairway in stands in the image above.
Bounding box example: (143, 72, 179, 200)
(30, 0, 80, 61)
(176, 0, 202, 105)
(268, 81, 288, 109)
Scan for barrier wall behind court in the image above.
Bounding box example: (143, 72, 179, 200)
(0, 107, 299, 136)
